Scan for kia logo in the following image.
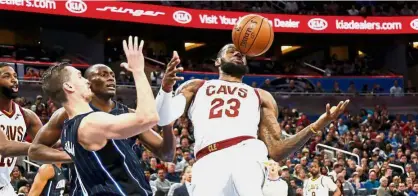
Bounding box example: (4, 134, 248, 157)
(66, 0, 87, 14)
(410, 19, 418, 30)
(308, 18, 328, 31)
(173, 11, 192, 24)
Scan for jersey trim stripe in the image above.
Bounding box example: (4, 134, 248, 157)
(47, 181, 52, 196)
(92, 151, 126, 196)
(254, 88, 261, 107)
(71, 178, 78, 196)
(74, 166, 88, 196)
(111, 140, 148, 195)
(0, 102, 16, 118)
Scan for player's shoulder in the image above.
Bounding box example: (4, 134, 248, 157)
(254, 88, 275, 105)
(175, 79, 206, 95)
(39, 164, 54, 171)
(19, 107, 40, 124)
(48, 107, 69, 126)
(38, 164, 54, 174)
(38, 164, 55, 178)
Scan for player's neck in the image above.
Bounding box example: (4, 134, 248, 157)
(0, 96, 13, 112)
(90, 95, 114, 113)
(219, 73, 242, 83)
(64, 98, 93, 119)
(312, 174, 321, 180)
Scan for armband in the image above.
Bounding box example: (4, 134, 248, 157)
(156, 88, 186, 126)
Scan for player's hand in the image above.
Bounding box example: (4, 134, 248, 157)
(313, 100, 350, 130)
(161, 51, 184, 92)
(122, 36, 145, 73)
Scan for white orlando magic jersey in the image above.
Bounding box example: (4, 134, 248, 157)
(188, 79, 261, 153)
(303, 175, 337, 196)
(0, 103, 27, 186)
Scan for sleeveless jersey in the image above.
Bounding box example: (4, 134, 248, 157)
(188, 80, 261, 153)
(0, 102, 27, 187)
(303, 175, 338, 196)
(41, 165, 66, 196)
(62, 110, 152, 196)
(68, 102, 135, 196)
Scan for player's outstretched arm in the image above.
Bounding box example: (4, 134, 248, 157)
(29, 108, 72, 163)
(28, 164, 55, 196)
(134, 108, 176, 162)
(257, 89, 349, 162)
(155, 50, 204, 126)
(0, 131, 30, 157)
(0, 108, 42, 157)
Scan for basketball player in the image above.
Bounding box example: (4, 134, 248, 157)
(303, 162, 341, 196)
(155, 44, 350, 196)
(41, 36, 159, 196)
(0, 63, 43, 195)
(28, 163, 66, 196)
(29, 62, 175, 195)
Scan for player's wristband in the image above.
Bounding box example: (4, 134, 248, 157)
(156, 87, 172, 112)
(156, 87, 186, 126)
(309, 126, 318, 134)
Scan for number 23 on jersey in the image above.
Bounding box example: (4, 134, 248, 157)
(209, 98, 241, 119)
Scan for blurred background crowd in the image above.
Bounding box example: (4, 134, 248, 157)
(2, 0, 418, 196)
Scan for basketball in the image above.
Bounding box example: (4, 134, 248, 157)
(232, 14, 274, 57)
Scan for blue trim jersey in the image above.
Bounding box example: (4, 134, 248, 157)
(41, 165, 66, 196)
(62, 103, 152, 196)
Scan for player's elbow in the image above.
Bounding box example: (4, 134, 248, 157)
(159, 150, 175, 162)
(0, 144, 7, 157)
(28, 144, 41, 160)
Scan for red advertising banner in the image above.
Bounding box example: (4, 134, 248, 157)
(1, 0, 418, 34)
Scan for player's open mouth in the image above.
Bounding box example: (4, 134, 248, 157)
(11, 85, 18, 92)
(106, 84, 116, 90)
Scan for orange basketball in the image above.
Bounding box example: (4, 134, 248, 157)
(232, 14, 274, 57)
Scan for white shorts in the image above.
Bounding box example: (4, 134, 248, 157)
(0, 183, 17, 196)
(192, 138, 268, 196)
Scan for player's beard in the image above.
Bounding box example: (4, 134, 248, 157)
(311, 171, 319, 177)
(0, 86, 18, 99)
(220, 59, 248, 78)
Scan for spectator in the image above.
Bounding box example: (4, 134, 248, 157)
(150, 65, 165, 86)
(155, 169, 173, 196)
(337, 172, 355, 196)
(347, 5, 359, 15)
(399, 183, 410, 196)
(405, 80, 416, 93)
(262, 160, 289, 196)
(172, 166, 193, 196)
(10, 166, 27, 191)
(315, 81, 324, 92)
(363, 170, 380, 193)
(390, 80, 403, 96)
(149, 158, 159, 174)
(377, 176, 390, 196)
(166, 163, 181, 183)
(409, 183, 418, 196)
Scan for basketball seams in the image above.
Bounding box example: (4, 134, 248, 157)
(259, 19, 274, 55)
(245, 17, 265, 55)
(237, 15, 258, 52)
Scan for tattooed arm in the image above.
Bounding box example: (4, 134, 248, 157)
(257, 88, 349, 162)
